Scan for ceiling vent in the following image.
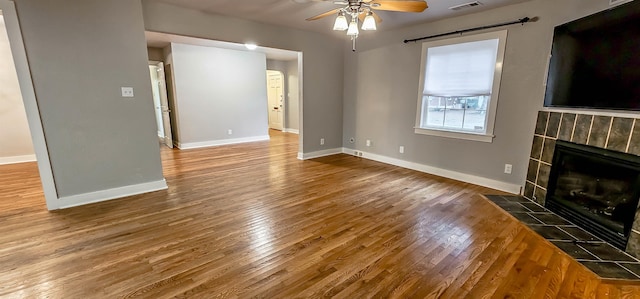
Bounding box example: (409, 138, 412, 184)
(449, 1, 483, 11)
(609, 0, 631, 6)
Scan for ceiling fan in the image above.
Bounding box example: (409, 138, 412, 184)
(306, 0, 429, 50)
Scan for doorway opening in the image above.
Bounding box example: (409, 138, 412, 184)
(0, 9, 43, 211)
(145, 32, 303, 155)
(0, 12, 34, 164)
(0, 2, 59, 209)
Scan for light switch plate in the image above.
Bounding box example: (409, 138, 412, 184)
(504, 164, 512, 174)
(121, 87, 134, 98)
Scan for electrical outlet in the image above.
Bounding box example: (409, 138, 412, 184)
(504, 164, 512, 174)
(320, 138, 325, 145)
(399, 146, 405, 154)
(358, 152, 363, 157)
(366, 140, 371, 147)
(228, 129, 233, 135)
(121, 87, 134, 98)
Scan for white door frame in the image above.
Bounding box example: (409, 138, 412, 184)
(297, 52, 304, 157)
(0, 0, 59, 209)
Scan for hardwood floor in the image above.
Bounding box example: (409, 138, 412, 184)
(1, 130, 639, 298)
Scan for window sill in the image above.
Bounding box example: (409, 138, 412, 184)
(414, 127, 495, 143)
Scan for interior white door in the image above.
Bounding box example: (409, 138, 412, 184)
(155, 62, 173, 148)
(149, 62, 173, 148)
(149, 65, 165, 140)
(267, 70, 284, 131)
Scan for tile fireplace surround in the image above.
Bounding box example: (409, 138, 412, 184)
(525, 110, 640, 259)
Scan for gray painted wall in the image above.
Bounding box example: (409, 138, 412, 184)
(8, 0, 621, 205)
(14, 0, 164, 197)
(147, 47, 164, 62)
(0, 16, 33, 160)
(141, 1, 345, 153)
(171, 43, 268, 146)
(266, 59, 300, 131)
(342, 0, 625, 188)
(266, 59, 287, 73)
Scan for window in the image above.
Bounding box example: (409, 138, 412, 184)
(415, 30, 508, 143)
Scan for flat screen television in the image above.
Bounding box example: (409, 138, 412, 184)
(544, 1, 640, 111)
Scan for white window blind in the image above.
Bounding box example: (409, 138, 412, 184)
(415, 30, 508, 143)
(423, 39, 499, 97)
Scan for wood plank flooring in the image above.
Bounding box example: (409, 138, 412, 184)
(1, 130, 640, 298)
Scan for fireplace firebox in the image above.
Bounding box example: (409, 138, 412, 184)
(546, 140, 640, 250)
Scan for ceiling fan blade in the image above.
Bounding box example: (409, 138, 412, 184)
(358, 11, 383, 23)
(306, 8, 341, 21)
(371, 0, 428, 12)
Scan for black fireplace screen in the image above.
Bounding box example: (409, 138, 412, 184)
(546, 141, 640, 249)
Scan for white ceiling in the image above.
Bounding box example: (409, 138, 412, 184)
(153, 0, 532, 33)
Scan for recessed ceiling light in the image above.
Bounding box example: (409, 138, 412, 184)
(244, 43, 258, 50)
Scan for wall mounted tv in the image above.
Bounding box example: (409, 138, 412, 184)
(544, 1, 640, 111)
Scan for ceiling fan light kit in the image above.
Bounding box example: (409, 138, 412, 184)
(361, 12, 377, 30)
(333, 12, 349, 30)
(307, 0, 428, 51)
(346, 20, 360, 36)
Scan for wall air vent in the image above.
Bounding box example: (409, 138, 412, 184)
(449, 1, 483, 11)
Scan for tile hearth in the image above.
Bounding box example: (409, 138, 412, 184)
(485, 194, 640, 280)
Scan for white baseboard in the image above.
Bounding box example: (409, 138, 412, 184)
(341, 148, 522, 194)
(52, 179, 168, 210)
(298, 148, 344, 160)
(0, 154, 36, 165)
(283, 128, 299, 134)
(177, 135, 270, 150)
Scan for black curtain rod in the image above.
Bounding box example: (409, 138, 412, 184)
(403, 17, 537, 44)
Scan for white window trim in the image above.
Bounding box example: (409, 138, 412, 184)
(414, 127, 495, 142)
(414, 30, 508, 143)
